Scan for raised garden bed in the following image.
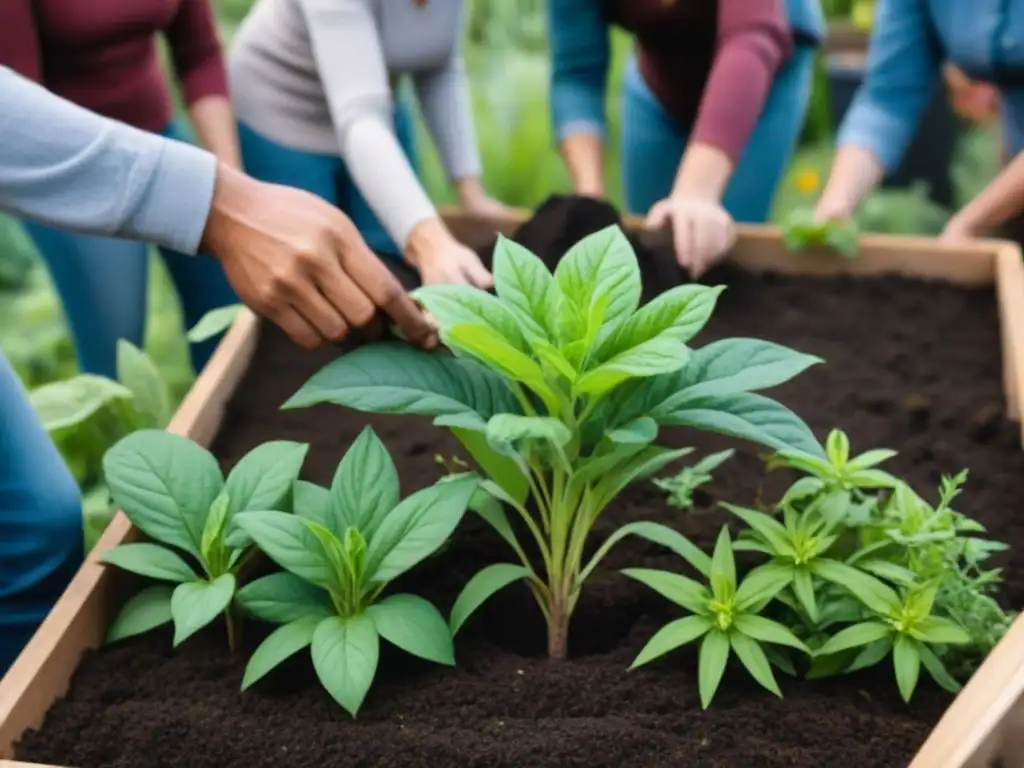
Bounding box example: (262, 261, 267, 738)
(3, 198, 1024, 768)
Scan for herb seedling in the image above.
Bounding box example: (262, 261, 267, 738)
(627, 527, 808, 707)
(101, 431, 309, 650)
(234, 427, 479, 716)
(781, 208, 859, 258)
(283, 227, 823, 659)
(653, 449, 734, 509)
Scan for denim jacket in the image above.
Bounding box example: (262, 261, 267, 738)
(839, 0, 1024, 169)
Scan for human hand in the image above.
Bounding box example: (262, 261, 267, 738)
(200, 164, 438, 350)
(457, 178, 513, 221)
(939, 213, 980, 243)
(405, 218, 494, 289)
(645, 195, 735, 279)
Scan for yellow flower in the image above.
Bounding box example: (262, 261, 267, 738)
(794, 169, 820, 194)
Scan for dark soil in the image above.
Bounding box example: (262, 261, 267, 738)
(16, 197, 1024, 768)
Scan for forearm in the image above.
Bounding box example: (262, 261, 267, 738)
(950, 150, 1024, 234)
(414, 62, 482, 185)
(0, 66, 215, 254)
(817, 145, 885, 218)
(671, 143, 733, 201)
(188, 95, 242, 169)
(559, 133, 605, 197)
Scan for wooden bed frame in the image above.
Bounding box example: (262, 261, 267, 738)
(2, 211, 1024, 768)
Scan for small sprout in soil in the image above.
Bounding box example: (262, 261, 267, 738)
(653, 449, 734, 509)
(781, 208, 859, 259)
(187, 303, 244, 343)
(234, 427, 479, 717)
(284, 226, 824, 660)
(626, 527, 808, 708)
(101, 432, 309, 651)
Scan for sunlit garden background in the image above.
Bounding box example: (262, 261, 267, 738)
(0, 0, 1004, 547)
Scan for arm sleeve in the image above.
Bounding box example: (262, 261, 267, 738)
(164, 0, 230, 105)
(411, 10, 481, 182)
(547, 0, 611, 143)
(690, 0, 792, 162)
(0, 66, 217, 255)
(298, 0, 436, 249)
(0, 0, 42, 81)
(836, 0, 942, 173)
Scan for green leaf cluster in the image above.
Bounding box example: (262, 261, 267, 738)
(632, 428, 1011, 704)
(283, 226, 823, 659)
(234, 427, 479, 716)
(653, 449, 734, 510)
(781, 208, 859, 258)
(101, 431, 309, 649)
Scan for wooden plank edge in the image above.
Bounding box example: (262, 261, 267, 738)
(0, 309, 262, 761)
(910, 615, 1024, 767)
(996, 244, 1024, 435)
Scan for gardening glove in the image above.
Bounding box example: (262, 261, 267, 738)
(405, 218, 494, 289)
(202, 163, 438, 351)
(646, 195, 736, 280)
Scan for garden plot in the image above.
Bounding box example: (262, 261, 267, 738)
(3, 197, 1024, 768)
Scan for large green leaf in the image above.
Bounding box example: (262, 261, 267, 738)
(655, 391, 823, 457)
(242, 616, 320, 690)
(485, 414, 571, 459)
(575, 337, 689, 397)
(293, 481, 331, 527)
(236, 572, 335, 624)
(450, 563, 531, 635)
(106, 585, 174, 643)
(330, 426, 399, 535)
(311, 615, 380, 717)
(583, 520, 711, 581)
(187, 304, 243, 343)
(283, 343, 516, 418)
(491, 235, 554, 340)
(116, 340, 172, 428)
(233, 510, 334, 588)
(367, 475, 479, 583)
(678, 338, 824, 399)
(170, 574, 236, 646)
(101, 543, 198, 583)
(367, 594, 454, 665)
(621, 568, 710, 614)
(30, 374, 133, 433)
(554, 225, 641, 335)
(414, 283, 531, 352)
(103, 430, 225, 558)
(224, 440, 309, 517)
(631, 615, 713, 668)
(451, 426, 529, 505)
(446, 324, 557, 407)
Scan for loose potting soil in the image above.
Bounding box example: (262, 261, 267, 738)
(16, 197, 1024, 768)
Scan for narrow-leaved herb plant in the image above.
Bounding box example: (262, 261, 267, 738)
(101, 430, 309, 650)
(282, 226, 823, 659)
(234, 427, 479, 717)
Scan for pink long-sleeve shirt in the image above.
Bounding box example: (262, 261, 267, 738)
(0, 0, 229, 133)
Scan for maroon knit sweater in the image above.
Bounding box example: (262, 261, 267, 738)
(0, 0, 228, 133)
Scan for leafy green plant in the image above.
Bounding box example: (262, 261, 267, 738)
(234, 427, 479, 716)
(283, 226, 823, 659)
(653, 449, 734, 510)
(626, 527, 808, 707)
(101, 430, 309, 651)
(781, 208, 859, 258)
(187, 304, 244, 343)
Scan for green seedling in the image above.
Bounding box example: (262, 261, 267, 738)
(187, 303, 244, 343)
(653, 449, 734, 509)
(781, 207, 859, 258)
(234, 427, 479, 717)
(101, 431, 309, 650)
(626, 527, 808, 707)
(812, 576, 970, 702)
(283, 226, 824, 659)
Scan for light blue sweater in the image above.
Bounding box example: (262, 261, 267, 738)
(0, 65, 217, 256)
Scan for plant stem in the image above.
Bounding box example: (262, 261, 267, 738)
(225, 604, 240, 654)
(547, 591, 569, 660)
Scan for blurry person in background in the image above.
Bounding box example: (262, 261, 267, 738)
(0, 65, 437, 675)
(815, 1, 1024, 243)
(0, 0, 242, 379)
(228, 0, 508, 288)
(547, 0, 826, 278)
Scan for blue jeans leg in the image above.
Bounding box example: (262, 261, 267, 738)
(621, 46, 816, 223)
(0, 352, 84, 674)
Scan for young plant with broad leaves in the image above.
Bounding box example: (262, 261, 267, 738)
(101, 430, 309, 650)
(283, 226, 823, 659)
(627, 527, 809, 707)
(233, 427, 479, 717)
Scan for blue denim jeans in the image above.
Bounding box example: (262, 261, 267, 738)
(237, 99, 420, 257)
(22, 119, 240, 380)
(620, 45, 816, 222)
(0, 352, 84, 674)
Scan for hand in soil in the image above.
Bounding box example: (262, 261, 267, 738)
(201, 164, 438, 351)
(645, 194, 735, 279)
